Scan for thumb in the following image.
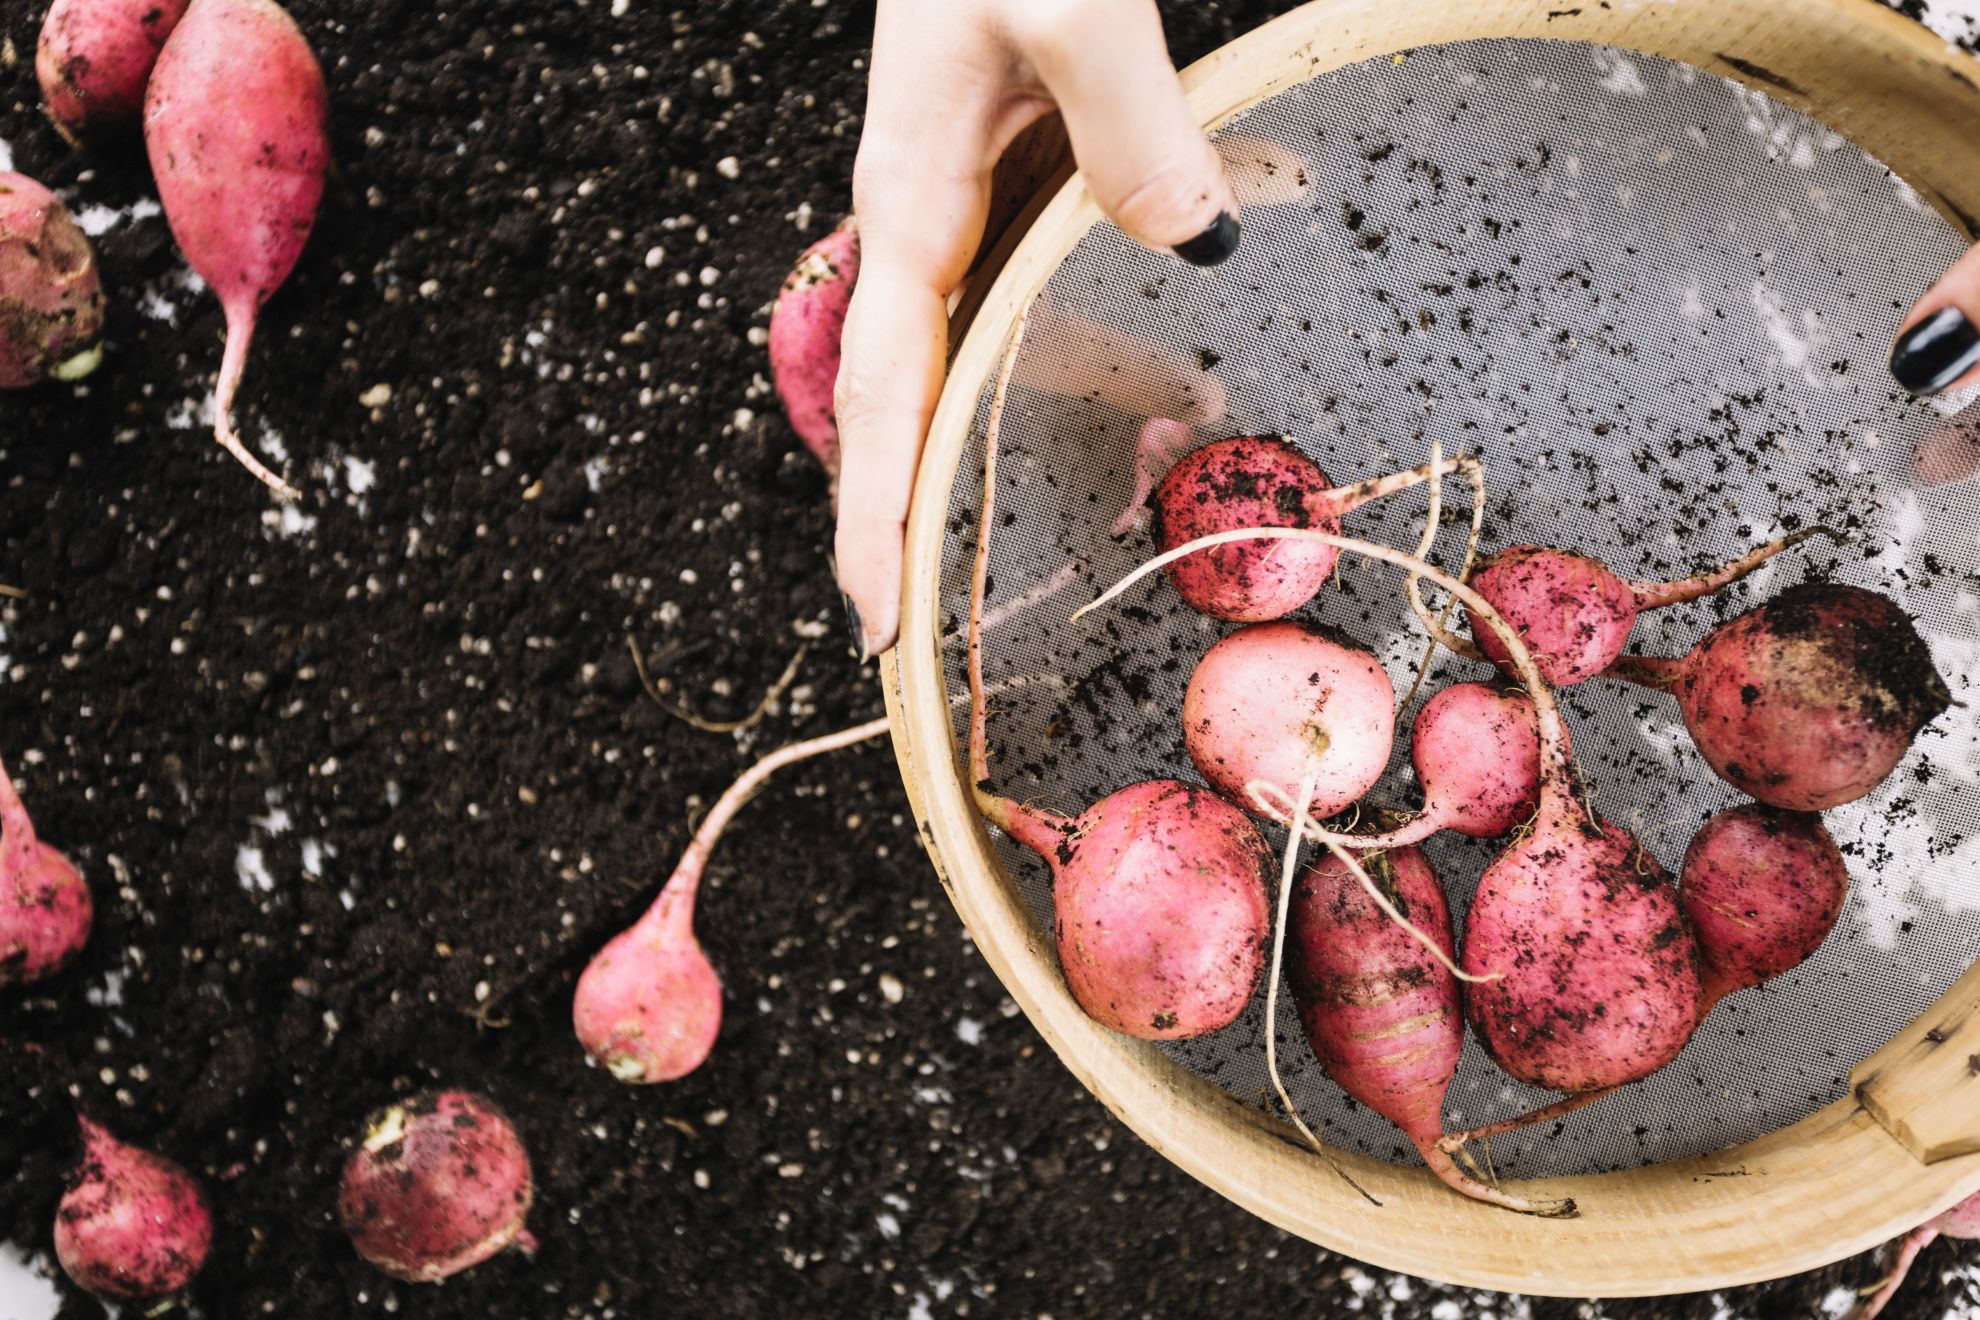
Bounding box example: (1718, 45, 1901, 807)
(1892, 242, 1980, 395)
(1009, 1, 1241, 265)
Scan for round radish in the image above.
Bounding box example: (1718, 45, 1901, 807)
(55, 1115, 211, 1301)
(0, 172, 105, 388)
(144, 0, 328, 500)
(767, 217, 857, 497)
(37, 0, 189, 144)
(1848, 1190, 1980, 1319)
(338, 1090, 535, 1283)
(0, 753, 93, 985)
(1681, 803, 1847, 1012)
(1182, 621, 1394, 821)
(1610, 583, 1951, 810)
(1467, 534, 1822, 686)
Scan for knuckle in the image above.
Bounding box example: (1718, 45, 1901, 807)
(1006, 0, 1110, 57)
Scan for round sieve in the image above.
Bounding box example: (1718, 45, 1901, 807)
(884, 0, 1980, 1296)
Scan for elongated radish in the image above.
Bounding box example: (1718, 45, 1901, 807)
(1609, 583, 1951, 810)
(0, 753, 93, 984)
(0, 172, 105, 388)
(972, 318, 1271, 1039)
(144, 0, 328, 500)
(1467, 533, 1825, 686)
(1846, 1190, 1980, 1320)
(55, 1114, 211, 1301)
(37, 0, 189, 143)
(768, 218, 857, 495)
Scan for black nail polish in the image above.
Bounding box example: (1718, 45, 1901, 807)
(1891, 306, 1980, 395)
(842, 593, 869, 664)
(1173, 211, 1240, 267)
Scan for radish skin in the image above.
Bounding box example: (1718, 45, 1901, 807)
(0, 753, 93, 985)
(144, 0, 328, 500)
(767, 218, 857, 495)
(37, 0, 189, 144)
(0, 172, 105, 388)
(1846, 1190, 1980, 1320)
(55, 1115, 211, 1301)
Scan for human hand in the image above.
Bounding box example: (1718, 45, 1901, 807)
(834, 0, 1241, 660)
(1891, 244, 1980, 397)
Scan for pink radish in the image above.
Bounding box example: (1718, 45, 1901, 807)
(768, 217, 857, 496)
(1152, 434, 1473, 622)
(338, 1090, 535, 1282)
(1847, 1190, 1980, 1320)
(574, 715, 890, 1082)
(971, 318, 1271, 1039)
(0, 753, 93, 985)
(55, 1114, 211, 1301)
(37, 0, 189, 144)
(1609, 583, 1951, 810)
(144, 0, 328, 500)
(1467, 534, 1823, 686)
(0, 172, 105, 388)
(1289, 839, 1572, 1216)
(1182, 621, 1395, 821)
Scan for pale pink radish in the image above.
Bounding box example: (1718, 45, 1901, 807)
(573, 715, 890, 1082)
(1467, 533, 1825, 686)
(0, 172, 105, 388)
(0, 753, 93, 985)
(768, 217, 857, 496)
(1110, 417, 1199, 537)
(972, 317, 1271, 1039)
(338, 1090, 535, 1283)
(1610, 583, 1951, 810)
(144, 0, 328, 500)
(1183, 621, 1394, 821)
(37, 0, 189, 144)
(1846, 1190, 1980, 1319)
(55, 1114, 211, 1301)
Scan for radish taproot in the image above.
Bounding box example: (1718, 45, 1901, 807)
(144, 0, 328, 500)
(37, 0, 189, 144)
(1, 753, 93, 985)
(1467, 533, 1824, 686)
(574, 715, 890, 1082)
(972, 317, 1271, 1039)
(1152, 434, 1475, 621)
(1609, 583, 1951, 810)
(338, 1090, 536, 1282)
(1183, 621, 1394, 821)
(0, 172, 105, 388)
(1846, 1190, 1980, 1320)
(768, 217, 857, 495)
(55, 1115, 211, 1301)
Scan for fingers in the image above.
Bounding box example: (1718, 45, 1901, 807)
(1005, 0, 1241, 263)
(1892, 242, 1980, 395)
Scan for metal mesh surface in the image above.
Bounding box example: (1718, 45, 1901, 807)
(942, 37, 1980, 1176)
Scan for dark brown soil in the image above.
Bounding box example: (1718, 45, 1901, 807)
(1, 1, 1975, 1316)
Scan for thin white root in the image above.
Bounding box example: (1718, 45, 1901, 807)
(214, 417, 301, 502)
(1402, 448, 1486, 667)
(631, 638, 808, 735)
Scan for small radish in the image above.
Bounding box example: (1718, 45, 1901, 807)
(972, 318, 1271, 1040)
(1846, 1190, 1980, 1320)
(144, 0, 329, 500)
(1182, 621, 1395, 821)
(574, 715, 890, 1082)
(0, 172, 105, 388)
(1152, 434, 1474, 622)
(0, 753, 93, 985)
(1467, 534, 1823, 686)
(55, 1114, 212, 1302)
(1609, 583, 1951, 810)
(37, 0, 189, 144)
(768, 217, 857, 497)
(338, 1090, 535, 1283)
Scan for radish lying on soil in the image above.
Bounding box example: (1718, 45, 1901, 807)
(0, 753, 93, 984)
(144, 0, 328, 500)
(972, 320, 1272, 1040)
(1467, 533, 1822, 686)
(1847, 1190, 1980, 1320)
(574, 715, 890, 1082)
(338, 1090, 536, 1282)
(1183, 621, 1395, 821)
(768, 217, 858, 496)
(55, 1115, 211, 1301)
(0, 172, 105, 388)
(1152, 434, 1474, 622)
(1609, 583, 1951, 810)
(37, 0, 189, 143)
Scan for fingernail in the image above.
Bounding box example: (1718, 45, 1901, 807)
(1173, 211, 1240, 267)
(842, 593, 870, 664)
(1891, 306, 1980, 395)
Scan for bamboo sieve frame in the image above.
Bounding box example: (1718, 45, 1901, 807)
(880, 0, 1980, 1296)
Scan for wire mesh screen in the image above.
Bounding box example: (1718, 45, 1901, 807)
(942, 37, 1980, 1177)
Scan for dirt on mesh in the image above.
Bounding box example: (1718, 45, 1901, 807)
(0, 1, 1974, 1317)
